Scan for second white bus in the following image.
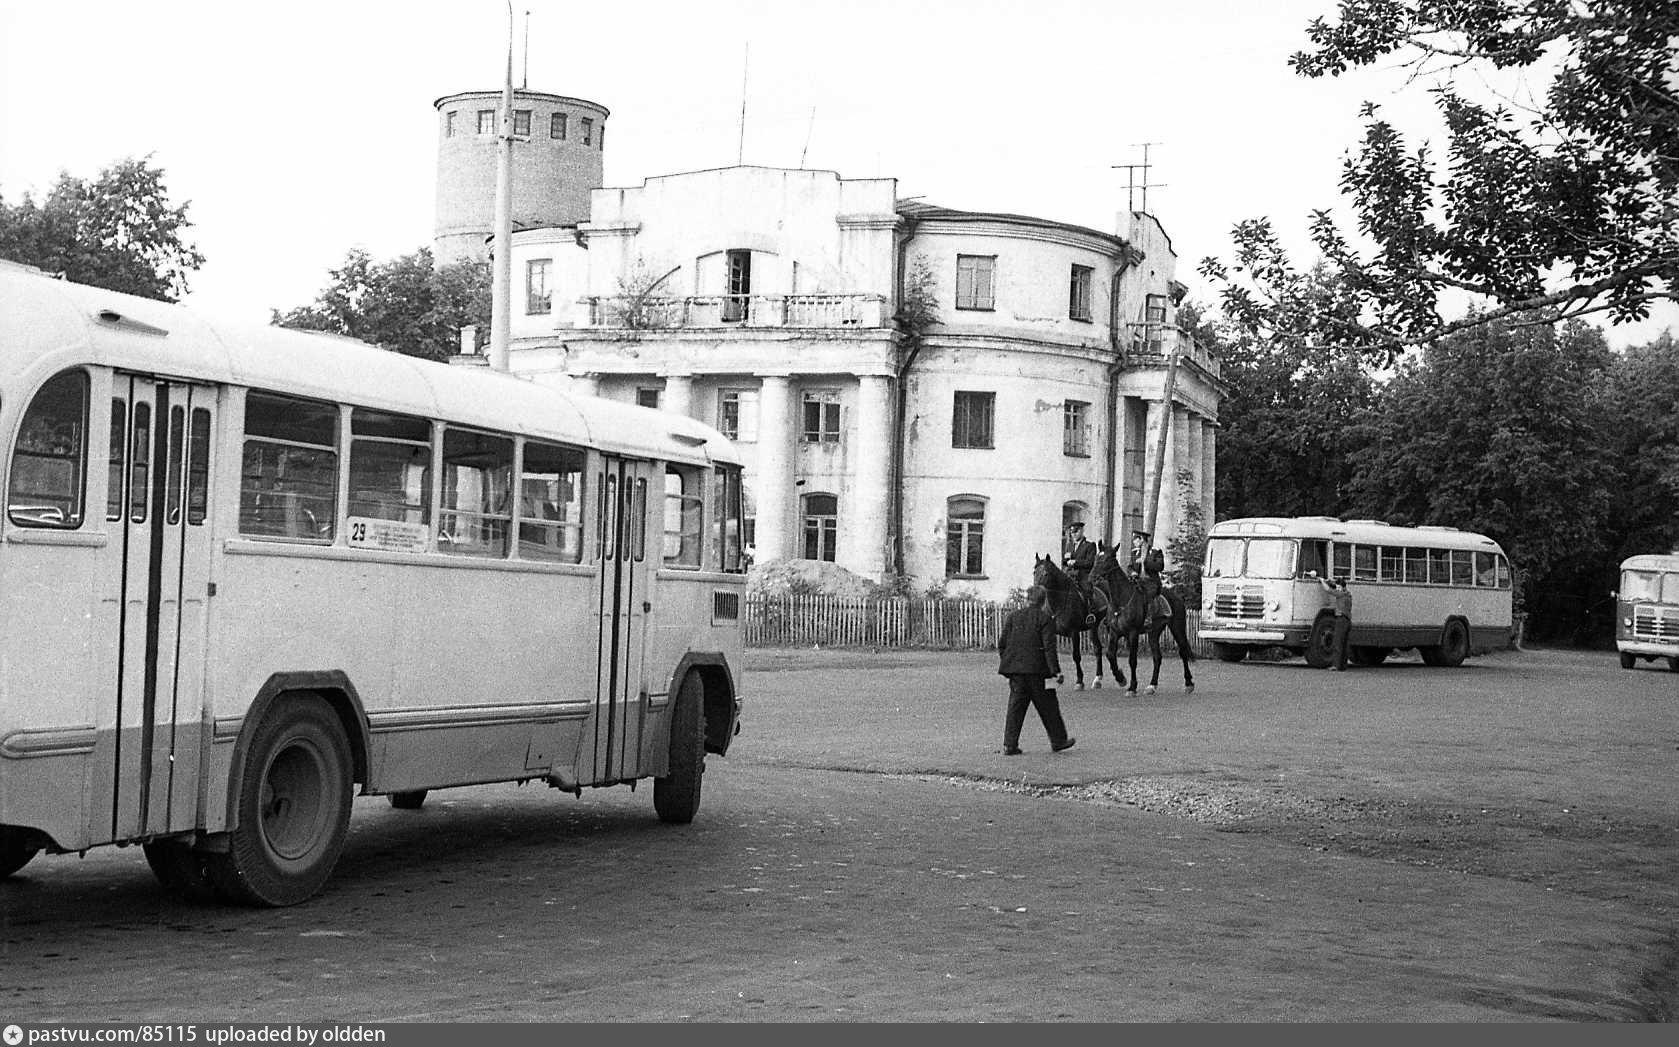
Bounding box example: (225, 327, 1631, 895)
(1198, 516, 1514, 668)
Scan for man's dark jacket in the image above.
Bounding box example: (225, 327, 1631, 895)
(997, 605, 1062, 678)
(1064, 538, 1096, 579)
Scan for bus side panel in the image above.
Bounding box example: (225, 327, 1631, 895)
(0, 538, 102, 850)
(640, 575, 744, 774)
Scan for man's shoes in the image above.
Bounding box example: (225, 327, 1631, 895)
(1052, 737, 1076, 753)
(1003, 747, 1022, 756)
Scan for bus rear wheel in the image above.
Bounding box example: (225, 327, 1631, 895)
(144, 839, 216, 899)
(0, 828, 39, 878)
(1350, 645, 1391, 667)
(1421, 619, 1470, 667)
(207, 695, 353, 907)
(1211, 642, 1248, 663)
(1304, 616, 1337, 669)
(654, 673, 707, 824)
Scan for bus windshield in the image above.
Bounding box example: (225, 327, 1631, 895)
(1623, 570, 1679, 604)
(1244, 538, 1297, 579)
(1205, 537, 1244, 578)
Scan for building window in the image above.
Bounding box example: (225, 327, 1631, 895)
(952, 391, 994, 449)
(525, 258, 552, 314)
(946, 496, 986, 577)
(551, 112, 567, 139)
(445, 111, 457, 137)
(513, 109, 531, 137)
(1145, 292, 1169, 324)
(477, 109, 496, 135)
(1063, 400, 1090, 457)
(597, 125, 605, 149)
(1069, 264, 1093, 321)
(801, 389, 841, 443)
(956, 254, 995, 311)
(718, 388, 759, 442)
(636, 387, 661, 409)
(581, 117, 594, 145)
(801, 492, 838, 562)
(723, 249, 751, 322)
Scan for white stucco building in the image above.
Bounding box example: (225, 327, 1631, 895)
(432, 94, 1221, 599)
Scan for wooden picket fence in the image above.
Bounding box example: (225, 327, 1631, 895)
(743, 594, 1211, 657)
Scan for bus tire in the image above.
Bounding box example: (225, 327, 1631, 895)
(207, 695, 353, 907)
(1618, 651, 1635, 669)
(654, 673, 707, 825)
(1668, 656, 1679, 673)
(1350, 645, 1390, 667)
(1421, 619, 1470, 668)
(1211, 642, 1247, 663)
(1304, 616, 1337, 669)
(388, 791, 428, 810)
(0, 828, 39, 879)
(144, 840, 216, 899)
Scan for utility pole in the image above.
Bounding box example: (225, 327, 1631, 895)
(1112, 142, 1167, 214)
(488, 1, 516, 372)
(1140, 341, 1181, 560)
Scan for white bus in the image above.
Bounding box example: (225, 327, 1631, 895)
(0, 263, 747, 905)
(1198, 516, 1514, 668)
(1615, 553, 1679, 672)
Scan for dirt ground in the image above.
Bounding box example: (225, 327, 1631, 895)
(1, 644, 1675, 1022)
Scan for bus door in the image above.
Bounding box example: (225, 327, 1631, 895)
(583, 455, 653, 784)
(100, 375, 215, 842)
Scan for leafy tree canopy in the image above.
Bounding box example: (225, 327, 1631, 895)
(1201, 1, 1678, 360)
(274, 247, 490, 361)
(0, 156, 205, 302)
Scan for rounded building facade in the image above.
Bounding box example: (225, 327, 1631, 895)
(433, 90, 609, 262)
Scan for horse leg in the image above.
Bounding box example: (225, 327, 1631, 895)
(1146, 627, 1164, 694)
(1176, 616, 1196, 692)
(1089, 626, 1104, 688)
(1070, 632, 1085, 690)
(1104, 625, 1125, 688)
(1125, 631, 1140, 695)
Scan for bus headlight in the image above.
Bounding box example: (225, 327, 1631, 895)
(1624, 616, 1633, 627)
(1269, 600, 1281, 611)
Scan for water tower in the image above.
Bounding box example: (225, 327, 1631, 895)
(432, 90, 609, 263)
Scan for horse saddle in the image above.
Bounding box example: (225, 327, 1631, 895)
(1148, 594, 1171, 621)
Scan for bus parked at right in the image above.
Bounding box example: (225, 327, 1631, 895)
(1615, 553, 1679, 672)
(1199, 516, 1514, 668)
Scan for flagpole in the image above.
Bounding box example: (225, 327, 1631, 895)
(488, 1, 515, 372)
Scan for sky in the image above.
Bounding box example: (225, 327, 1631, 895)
(1, 0, 1672, 347)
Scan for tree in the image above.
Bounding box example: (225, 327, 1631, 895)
(1202, 1, 1678, 358)
(0, 156, 205, 301)
(1348, 316, 1614, 640)
(1602, 332, 1679, 565)
(274, 247, 490, 361)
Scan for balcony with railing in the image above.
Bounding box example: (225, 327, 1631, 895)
(585, 293, 889, 331)
(1128, 322, 1221, 380)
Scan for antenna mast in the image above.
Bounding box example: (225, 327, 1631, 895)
(737, 44, 749, 165)
(1111, 142, 1168, 214)
(799, 106, 816, 168)
(521, 9, 530, 88)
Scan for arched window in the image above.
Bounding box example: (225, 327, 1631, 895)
(947, 496, 986, 577)
(801, 492, 838, 562)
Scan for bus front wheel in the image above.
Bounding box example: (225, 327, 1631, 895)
(654, 673, 707, 824)
(1619, 651, 1636, 669)
(1211, 642, 1247, 663)
(1304, 617, 1337, 669)
(208, 695, 353, 907)
(388, 791, 428, 810)
(1421, 619, 1470, 667)
(0, 828, 39, 879)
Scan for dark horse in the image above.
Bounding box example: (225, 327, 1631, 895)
(1089, 541, 1195, 694)
(1032, 554, 1123, 690)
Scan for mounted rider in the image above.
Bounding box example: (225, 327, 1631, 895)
(1130, 543, 1174, 623)
(1062, 522, 1100, 620)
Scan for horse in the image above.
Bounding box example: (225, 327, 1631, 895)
(1032, 554, 1124, 690)
(1089, 540, 1195, 695)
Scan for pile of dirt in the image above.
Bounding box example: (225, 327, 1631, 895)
(748, 558, 884, 599)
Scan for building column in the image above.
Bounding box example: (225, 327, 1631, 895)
(753, 375, 795, 564)
(1201, 420, 1217, 526)
(846, 374, 892, 580)
(1185, 411, 1204, 531)
(662, 374, 694, 418)
(1162, 404, 1189, 561)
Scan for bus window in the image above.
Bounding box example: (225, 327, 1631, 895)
(240, 392, 339, 541)
(187, 407, 210, 525)
(1298, 539, 1327, 578)
(1380, 546, 1405, 581)
(1204, 537, 1243, 578)
(518, 440, 584, 563)
(1621, 569, 1661, 601)
(349, 409, 432, 526)
(107, 398, 127, 521)
(1353, 544, 1378, 581)
(165, 406, 185, 525)
(1244, 538, 1295, 579)
(1330, 541, 1352, 580)
(1475, 551, 1497, 587)
(439, 427, 512, 557)
(711, 466, 745, 572)
(130, 402, 151, 523)
(1404, 547, 1429, 584)
(664, 465, 703, 567)
(1495, 554, 1512, 589)
(7, 370, 89, 529)
(1450, 549, 1473, 586)
(1427, 548, 1451, 585)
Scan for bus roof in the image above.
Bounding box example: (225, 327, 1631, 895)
(1620, 553, 1679, 572)
(1208, 515, 1506, 554)
(0, 264, 740, 468)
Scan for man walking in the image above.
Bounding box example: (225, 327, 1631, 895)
(998, 585, 1076, 755)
